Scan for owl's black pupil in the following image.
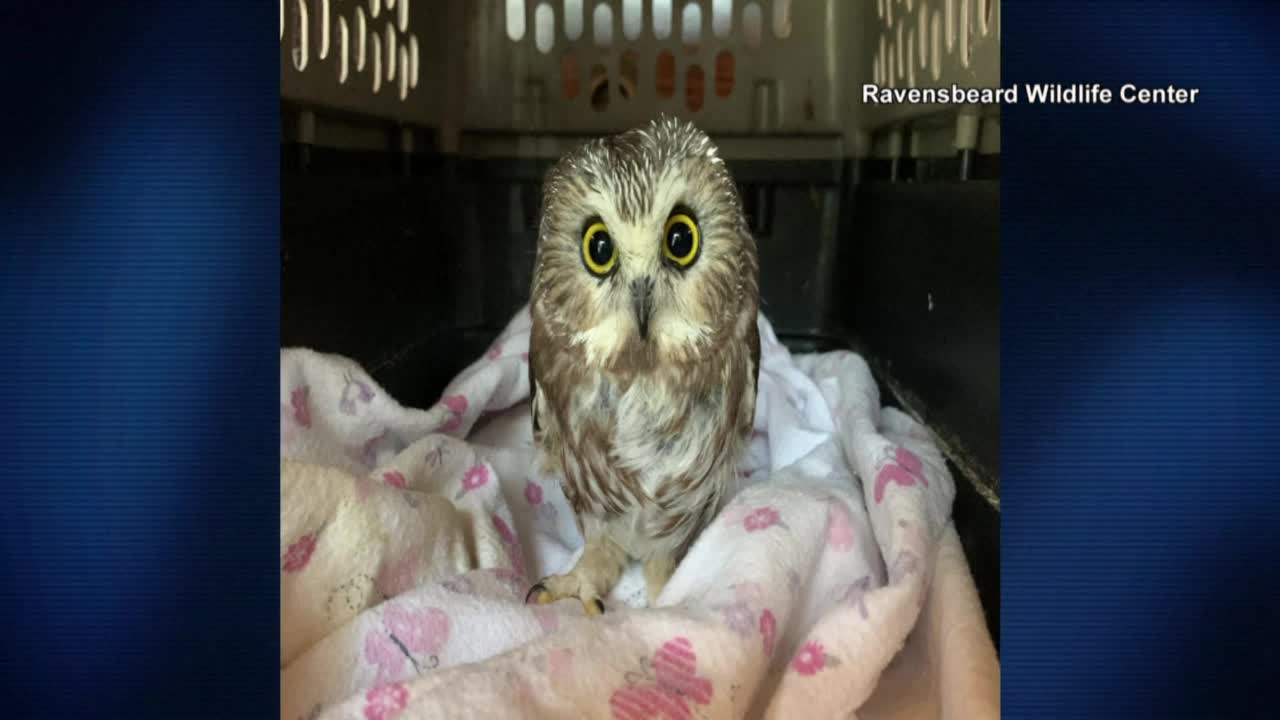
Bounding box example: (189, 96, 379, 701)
(589, 233, 613, 266)
(667, 223, 694, 259)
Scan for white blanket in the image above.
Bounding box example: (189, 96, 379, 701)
(280, 308, 999, 719)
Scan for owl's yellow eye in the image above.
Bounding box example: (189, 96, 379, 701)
(663, 214, 700, 268)
(582, 222, 617, 276)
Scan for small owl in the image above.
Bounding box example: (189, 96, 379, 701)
(526, 116, 760, 614)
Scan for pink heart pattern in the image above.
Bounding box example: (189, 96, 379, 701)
(873, 446, 930, 504)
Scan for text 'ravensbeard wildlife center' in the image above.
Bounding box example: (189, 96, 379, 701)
(862, 83, 1201, 105)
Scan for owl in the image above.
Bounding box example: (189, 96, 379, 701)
(525, 116, 760, 614)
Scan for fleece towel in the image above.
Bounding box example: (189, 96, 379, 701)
(280, 307, 999, 719)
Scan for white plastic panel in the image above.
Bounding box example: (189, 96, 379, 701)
(859, 0, 1001, 128)
(282, 0, 443, 124)
(282, 1, 1001, 145)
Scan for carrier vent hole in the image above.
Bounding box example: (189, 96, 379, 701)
(742, 3, 762, 49)
(317, 0, 330, 60)
(290, 0, 309, 71)
(686, 64, 705, 112)
(398, 0, 410, 32)
(712, 0, 732, 38)
(409, 34, 419, 88)
(772, 0, 791, 39)
(681, 3, 702, 47)
(386, 24, 397, 82)
(535, 3, 555, 53)
(506, 0, 525, 41)
(714, 50, 735, 97)
(623, 0, 642, 41)
(930, 10, 942, 80)
(653, 0, 672, 39)
(562, 53, 580, 99)
(589, 63, 609, 111)
(593, 3, 613, 47)
(356, 7, 368, 71)
(564, 0, 583, 40)
(619, 50, 639, 100)
(656, 51, 676, 98)
(337, 16, 350, 84)
(918, 3, 928, 67)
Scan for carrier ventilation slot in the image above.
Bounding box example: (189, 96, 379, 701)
(282, 0, 420, 104)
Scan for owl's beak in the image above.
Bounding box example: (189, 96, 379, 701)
(631, 277, 655, 340)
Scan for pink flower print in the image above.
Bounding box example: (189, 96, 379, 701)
(743, 507, 781, 532)
(340, 372, 376, 415)
(464, 464, 489, 490)
(889, 550, 920, 584)
(441, 574, 475, 595)
(383, 471, 407, 489)
(362, 683, 408, 720)
(454, 463, 489, 500)
(610, 637, 713, 720)
(874, 446, 929, 504)
(524, 480, 544, 505)
(896, 446, 924, 475)
(376, 545, 423, 598)
(759, 609, 777, 657)
(520, 351, 529, 362)
(486, 342, 503, 360)
(290, 385, 312, 428)
(719, 601, 756, 636)
(492, 513, 527, 579)
(791, 640, 831, 676)
(439, 394, 468, 433)
(733, 580, 766, 604)
(282, 533, 317, 573)
(827, 501, 855, 552)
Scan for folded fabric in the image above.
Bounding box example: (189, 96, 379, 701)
(279, 307, 998, 719)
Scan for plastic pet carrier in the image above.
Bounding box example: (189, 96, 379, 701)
(281, 0, 1000, 700)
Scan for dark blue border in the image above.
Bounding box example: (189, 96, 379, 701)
(1003, 1, 1280, 716)
(2, 1, 1278, 717)
(0, 2, 278, 715)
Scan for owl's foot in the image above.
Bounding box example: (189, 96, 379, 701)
(525, 575, 606, 616)
(643, 554, 677, 607)
(526, 528, 626, 617)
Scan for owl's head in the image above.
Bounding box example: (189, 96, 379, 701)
(532, 116, 759, 366)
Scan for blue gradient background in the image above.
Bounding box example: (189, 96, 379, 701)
(1002, 1, 1280, 716)
(0, 2, 278, 715)
(0, 0, 1276, 717)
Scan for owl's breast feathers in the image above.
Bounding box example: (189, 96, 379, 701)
(529, 312, 760, 546)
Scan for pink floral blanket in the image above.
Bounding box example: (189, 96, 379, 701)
(280, 308, 999, 719)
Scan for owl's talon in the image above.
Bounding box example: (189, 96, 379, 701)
(525, 576, 605, 616)
(525, 582, 552, 605)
